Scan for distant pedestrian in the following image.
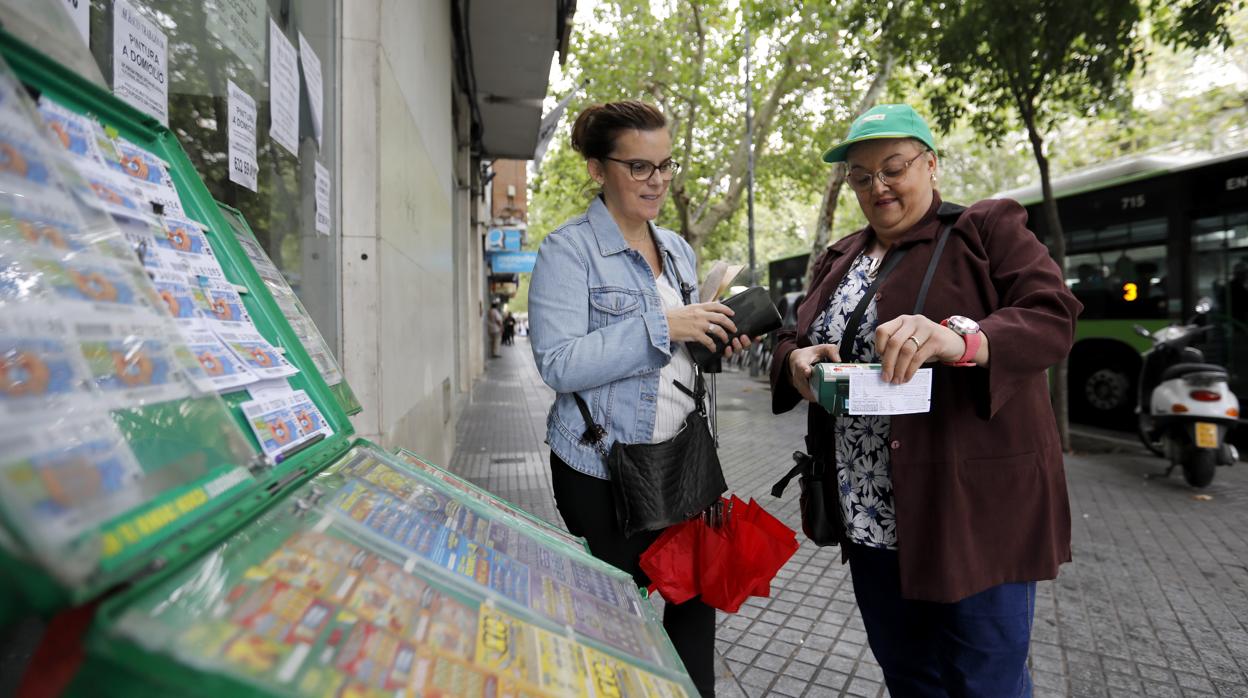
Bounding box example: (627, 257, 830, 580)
(529, 100, 749, 698)
(487, 301, 503, 358)
(502, 312, 516, 346)
(770, 104, 1082, 697)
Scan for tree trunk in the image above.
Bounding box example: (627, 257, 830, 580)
(1024, 118, 1073, 453)
(804, 51, 896, 287)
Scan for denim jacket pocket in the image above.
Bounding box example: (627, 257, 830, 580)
(589, 287, 644, 329)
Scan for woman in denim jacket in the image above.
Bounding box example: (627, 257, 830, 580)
(529, 101, 747, 697)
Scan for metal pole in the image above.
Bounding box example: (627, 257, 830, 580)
(744, 23, 756, 286)
(745, 20, 761, 378)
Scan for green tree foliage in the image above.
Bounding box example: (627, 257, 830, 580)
(543, 0, 877, 259)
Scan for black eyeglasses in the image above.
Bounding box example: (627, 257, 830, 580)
(602, 156, 681, 181)
(846, 150, 931, 192)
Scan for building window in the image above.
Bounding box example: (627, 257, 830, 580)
(77, 0, 340, 354)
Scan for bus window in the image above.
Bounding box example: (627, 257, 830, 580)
(1066, 244, 1167, 319)
(1193, 213, 1248, 393)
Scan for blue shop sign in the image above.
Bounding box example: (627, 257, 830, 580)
(490, 251, 537, 274)
(503, 229, 523, 251)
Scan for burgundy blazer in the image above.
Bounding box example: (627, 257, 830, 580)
(769, 195, 1083, 602)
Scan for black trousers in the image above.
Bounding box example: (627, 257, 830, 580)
(550, 453, 716, 697)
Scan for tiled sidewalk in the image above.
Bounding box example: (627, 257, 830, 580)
(446, 337, 1248, 697)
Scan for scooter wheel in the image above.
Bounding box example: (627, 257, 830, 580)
(1182, 446, 1216, 488)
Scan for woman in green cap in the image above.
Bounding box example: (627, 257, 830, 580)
(769, 104, 1082, 697)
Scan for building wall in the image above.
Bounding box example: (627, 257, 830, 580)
(490, 159, 529, 222)
(341, 0, 478, 463)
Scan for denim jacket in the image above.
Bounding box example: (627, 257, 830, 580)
(529, 196, 700, 479)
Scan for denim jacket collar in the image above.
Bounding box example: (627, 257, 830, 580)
(587, 195, 684, 289)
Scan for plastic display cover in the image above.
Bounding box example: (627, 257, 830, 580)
(96, 441, 696, 697)
(0, 52, 257, 595)
(215, 202, 360, 416)
(393, 448, 586, 552)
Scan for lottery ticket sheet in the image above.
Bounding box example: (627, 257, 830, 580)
(107, 442, 694, 698)
(240, 388, 333, 462)
(393, 449, 584, 551)
(0, 61, 257, 586)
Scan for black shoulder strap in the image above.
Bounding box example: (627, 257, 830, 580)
(840, 246, 909, 358)
(913, 224, 953, 317)
(914, 202, 966, 315)
(936, 201, 967, 222)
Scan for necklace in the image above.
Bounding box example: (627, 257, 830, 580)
(865, 253, 883, 279)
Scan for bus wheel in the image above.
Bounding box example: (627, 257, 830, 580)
(1070, 361, 1136, 429)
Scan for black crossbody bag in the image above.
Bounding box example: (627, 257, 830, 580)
(772, 205, 962, 545)
(571, 261, 727, 538)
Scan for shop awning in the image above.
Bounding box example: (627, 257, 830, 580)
(454, 0, 575, 160)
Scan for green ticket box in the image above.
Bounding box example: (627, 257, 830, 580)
(0, 28, 697, 698)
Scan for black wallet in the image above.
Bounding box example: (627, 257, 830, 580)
(686, 286, 782, 369)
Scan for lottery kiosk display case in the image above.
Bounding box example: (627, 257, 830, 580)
(0, 28, 699, 698)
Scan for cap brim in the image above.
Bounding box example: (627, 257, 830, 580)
(820, 132, 927, 163)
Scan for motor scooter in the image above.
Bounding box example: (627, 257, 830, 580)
(1135, 299, 1239, 488)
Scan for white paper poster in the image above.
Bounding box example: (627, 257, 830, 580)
(314, 160, 331, 235)
(205, 0, 266, 77)
(227, 80, 258, 192)
(62, 0, 89, 45)
(112, 0, 169, 126)
(297, 32, 323, 149)
(268, 19, 300, 157)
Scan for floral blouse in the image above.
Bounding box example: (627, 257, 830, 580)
(808, 252, 897, 550)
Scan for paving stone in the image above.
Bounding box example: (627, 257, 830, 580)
(763, 639, 797, 658)
(1034, 669, 1068, 690)
(794, 647, 825, 666)
(754, 652, 787, 672)
(782, 660, 817, 682)
(813, 668, 850, 691)
(770, 675, 808, 697)
(1143, 680, 1183, 698)
(740, 666, 774, 690)
(725, 645, 757, 664)
(845, 676, 883, 697)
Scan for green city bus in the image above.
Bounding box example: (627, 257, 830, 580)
(997, 149, 1248, 429)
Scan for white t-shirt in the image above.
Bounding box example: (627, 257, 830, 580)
(652, 275, 698, 442)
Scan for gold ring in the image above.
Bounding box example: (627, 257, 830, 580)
(907, 336, 922, 349)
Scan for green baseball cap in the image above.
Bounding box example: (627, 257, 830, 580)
(821, 104, 938, 163)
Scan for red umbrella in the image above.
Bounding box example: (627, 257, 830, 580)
(640, 496, 798, 613)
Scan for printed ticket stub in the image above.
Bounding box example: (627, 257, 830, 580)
(0, 308, 95, 423)
(74, 314, 190, 408)
(214, 326, 298, 380)
(847, 367, 933, 415)
(0, 183, 91, 253)
(240, 388, 332, 461)
(36, 99, 116, 167)
(178, 318, 257, 393)
(0, 415, 144, 551)
(196, 278, 251, 325)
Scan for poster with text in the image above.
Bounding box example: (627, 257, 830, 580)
(227, 80, 258, 191)
(205, 0, 266, 77)
(267, 19, 300, 157)
(112, 0, 168, 126)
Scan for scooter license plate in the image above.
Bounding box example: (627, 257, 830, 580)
(1195, 422, 1219, 449)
